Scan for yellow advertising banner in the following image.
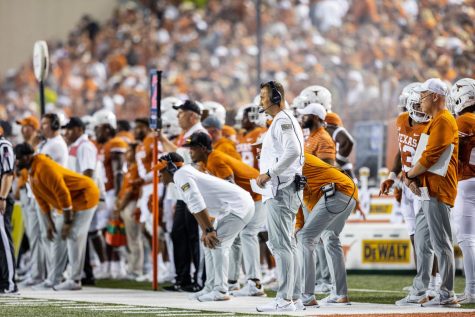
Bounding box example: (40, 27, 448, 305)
(362, 240, 411, 264)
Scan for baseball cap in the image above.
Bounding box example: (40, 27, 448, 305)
(16, 115, 40, 130)
(14, 142, 35, 159)
(154, 152, 185, 172)
(325, 112, 343, 127)
(201, 115, 222, 130)
(414, 78, 448, 96)
(172, 100, 202, 115)
(183, 131, 212, 151)
(62, 117, 85, 129)
(297, 103, 326, 120)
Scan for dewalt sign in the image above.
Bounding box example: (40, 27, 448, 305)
(362, 240, 411, 264)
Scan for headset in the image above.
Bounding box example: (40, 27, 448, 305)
(259, 81, 282, 113)
(161, 153, 179, 174)
(44, 113, 61, 131)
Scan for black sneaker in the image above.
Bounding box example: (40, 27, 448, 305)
(1, 286, 19, 295)
(182, 283, 202, 293)
(163, 284, 183, 292)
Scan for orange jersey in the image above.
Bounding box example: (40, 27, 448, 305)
(205, 150, 261, 201)
(116, 131, 135, 143)
(236, 127, 267, 169)
(419, 110, 459, 207)
(30, 154, 100, 213)
(136, 134, 161, 181)
(213, 137, 241, 160)
(119, 163, 140, 200)
(304, 127, 336, 161)
(100, 136, 128, 191)
(456, 112, 475, 181)
(296, 153, 357, 229)
(16, 168, 29, 189)
(396, 112, 428, 172)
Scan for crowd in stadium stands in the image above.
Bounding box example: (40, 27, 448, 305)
(0, 0, 474, 131)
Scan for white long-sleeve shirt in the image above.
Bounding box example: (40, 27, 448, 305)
(38, 135, 69, 167)
(259, 109, 304, 198)
(173, 165, 254, 221)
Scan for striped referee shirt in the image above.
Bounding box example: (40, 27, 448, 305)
(0, 137, 14, 176)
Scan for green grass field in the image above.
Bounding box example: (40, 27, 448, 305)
(0, 274, 474, 317)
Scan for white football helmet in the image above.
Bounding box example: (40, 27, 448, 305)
(161, 96, 182, 114)
(448, 78, 475, 115)
(93, 109, 117, 129)
(246, 104, 267, 126)
(398, 82, 421, 111)
(234, 104, 248, 129)
(81, 115, 97, 136)
(291, 95, 307, 118)
(253, 94, 261, 107)
(300, 85, 332, 112)
(161, 109, 180, 138)
(406, 90, 430, 123)
(202, 101, 226, 124)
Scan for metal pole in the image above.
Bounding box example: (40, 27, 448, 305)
(39, 80, 45, 116)
(256, 0, 262, 89)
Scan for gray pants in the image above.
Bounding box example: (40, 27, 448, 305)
(315, 242, 331, 285)
(423, 197, 455, 298)
(121, 201, 143, 276)
(19, 190, 45, 281)
(411, 209, 434, 295)
(228, 201, 266, 281)
(298, 191, 355, 296)
(67, 207, 96, 281)
(203, 207, 254, 293)
(38, 209, 68, 285)
(265, 185, 301, 300)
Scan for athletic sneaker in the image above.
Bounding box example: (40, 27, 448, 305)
(261, 270, 277, 285)
(396, 294, 428, 306)
(18, 278, 42, 288)
(256, 298, 296, 312)
(421, 294, 460, 308)
(197, 290, 230, 302)
(0, 287, 20, 296)
(293, 299, 307, 311)
(53, 280, 82, 291)
(188, 288, 211, 300)
(457, 293, 475, 304)
(301, 293, 319, 307)
(31, 280, 54, 290)
(402, 285, 413, 292)
(320, 294, 351, 306)
(314, 283, 332, 294)
(231, 280, 265, 297)
(228, 281, 240, 291)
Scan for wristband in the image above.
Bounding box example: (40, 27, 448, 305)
(388, 172, 398, 181)
(205, 226, 216, 234)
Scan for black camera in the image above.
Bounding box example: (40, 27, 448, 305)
(294, 174, 307, 191)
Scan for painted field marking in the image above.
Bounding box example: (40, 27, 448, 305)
(349, 288, 407, 294)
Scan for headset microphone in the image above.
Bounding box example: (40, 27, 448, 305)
(259, 105, 272, 113)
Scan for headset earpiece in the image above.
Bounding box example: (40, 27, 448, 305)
(268, 81, 282, 105)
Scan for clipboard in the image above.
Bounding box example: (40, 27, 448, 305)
(412, 133, 454, 177)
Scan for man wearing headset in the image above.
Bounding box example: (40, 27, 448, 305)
(157, 152, 254, 302)
(32, 113, 70, 290)
(255, 81, 305, 312)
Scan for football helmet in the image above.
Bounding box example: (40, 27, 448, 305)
(246, 103, 267, 126)
(406, 89, 430, 123)
(398, 82, 421, 111)
(291, 95, 307, 118)
(448, 78, 475, 115)
(161, 96, 182, 114)
(300, 85, 332, 112)
(202, 101, 226, 124)
(93, 109, 117, 129)
(161, 108, 180, 138)
(81, 115, 97, 136)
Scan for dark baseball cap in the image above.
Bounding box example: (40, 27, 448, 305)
(14, 142, 35, 159)
(62, 117, 85, 129)
(173, 100, 201, 115)
(183, 131, 212, 151)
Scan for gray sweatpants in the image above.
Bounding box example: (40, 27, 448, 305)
(203, 207, 254, 293)
(19, 190, 45, 281)
(121, 201, 143, 276)
(265, 185, 301, 300)
(411, 208, 434, 295)
(315, 242, 331, 285)
(298, 191, 355, 296)
(423, 196, 455, 299)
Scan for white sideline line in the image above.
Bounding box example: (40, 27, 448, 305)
(153, 314, 235, 317)
(66, 305, 136, 309)
(124, 311, 196, 314)
(88, 307, 167, 311)
(349, 288, 407, 294)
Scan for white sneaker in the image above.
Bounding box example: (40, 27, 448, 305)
(18, 278, 42, 288)
(231, 280, 265, 297)
(228, 281, 240, 291)
(301, 293, 319, 307)
(395, 294, 428, 306)
(94, 263, 110, 279)
(426, 289, 438, 299)
(135, 272, 152, 282)
(320, 294, 351, 306)
(457, 293, 475, 304)
(256, 298, 296, 312)
(293, 299, 307, 311)
(31, 280, 54, 290)
(422, 294, 460, 308)
(314, 283, 332, 294)
(188, 288, 211, 300)
(197, 290, 230, 302)
(261, 270, 277, 285)
(402, 285, 413, 292)
(53, 280, 82, 291)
